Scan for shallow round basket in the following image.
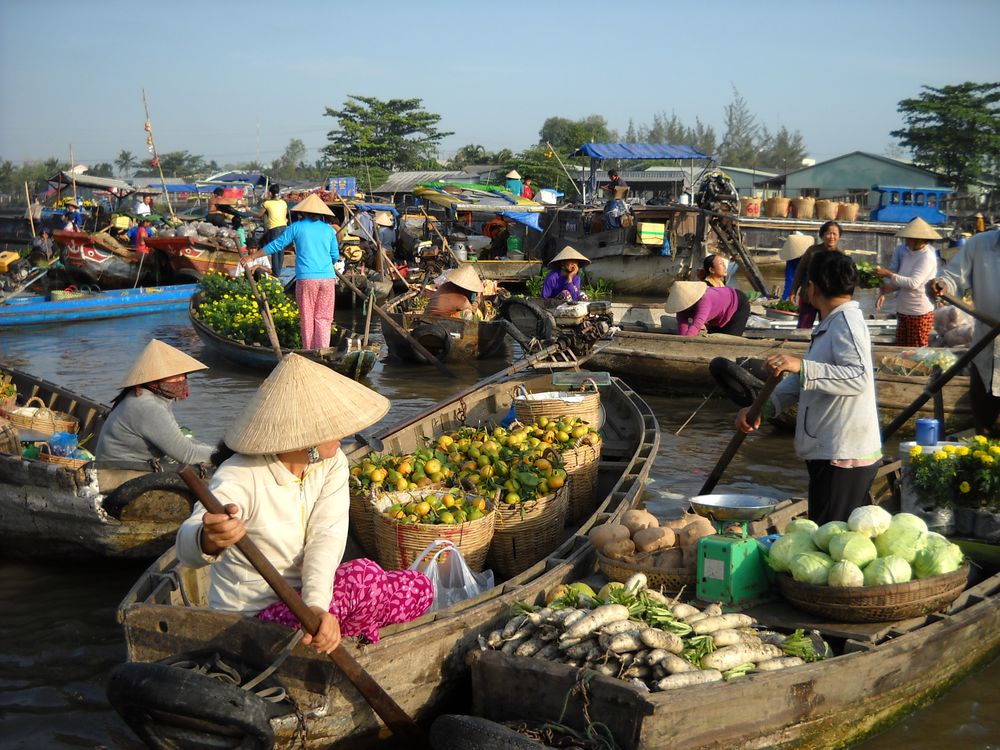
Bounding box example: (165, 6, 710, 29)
(373, 489, 495, 572)
(487, 487, 568, 580)
(561, 436, 602, 524)
(764, 307, 798, 321)
(512, 383, 602, 429)
(777, 563, 970, 622)
(597, 551, 695, 595)
(35, 442, 89, 470)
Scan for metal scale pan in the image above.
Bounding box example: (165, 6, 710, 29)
(689, 494, 776, 524)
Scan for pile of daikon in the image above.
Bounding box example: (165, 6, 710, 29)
(479, 574, 830, 692)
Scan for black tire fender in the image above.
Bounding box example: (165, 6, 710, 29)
(430, 714, 546, 750)
(709, 357, 765, 408)
(106, 661, 282, 750)
(410, 322, 453, 362)
(101, 472, 196, 521)
(499, 297, 557, 344)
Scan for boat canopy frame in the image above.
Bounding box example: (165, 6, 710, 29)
(569, 143, 715, 204)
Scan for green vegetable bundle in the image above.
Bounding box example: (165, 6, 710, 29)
(855, 261, 883, 289)
(765, 299, 798, 312)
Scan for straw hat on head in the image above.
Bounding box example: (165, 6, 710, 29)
(505, 170, 521, 180)
(374, 210, 394, 227)
(549, 246, 591, 267)
(663, 281, 708, 313)
(225, 354, 390, 454)
(291, 193, 335, 218)
(778, 232, 813, 261)
(896, 217, 943, 241)
(65, 200, 79, 208)
(444, 264, 484, 294)
(121, 339, 207, 388)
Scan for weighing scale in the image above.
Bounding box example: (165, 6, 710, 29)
(690, 494, 776, 607)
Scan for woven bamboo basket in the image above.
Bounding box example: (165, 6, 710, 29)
(4, 397, 78, 436)
(487, 486, 569, 580)
(0, 419, 19, 455)
(597, 551, 695, 595)
(512, 380, 602, 428)
(561, 435, 602, 524)
(837, 202, 860, 222)
(35, 442, 89, 470)
(815, 199, 838, 220)
(372, 489, 495, 572)
(349, 480, 446, 557)
(777, 562, 970, 622)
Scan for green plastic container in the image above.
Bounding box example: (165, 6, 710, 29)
(506, 235, 524, 258)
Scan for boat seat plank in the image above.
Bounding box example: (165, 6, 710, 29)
(745, 598, 926, 642)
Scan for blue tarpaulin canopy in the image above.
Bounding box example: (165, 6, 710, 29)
(499, 211, 542, 231)
(572, 143, 712, 161)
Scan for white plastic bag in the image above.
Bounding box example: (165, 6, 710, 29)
(409, 540, 494, 612)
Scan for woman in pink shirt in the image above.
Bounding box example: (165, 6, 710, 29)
(665, 280, 751, 337)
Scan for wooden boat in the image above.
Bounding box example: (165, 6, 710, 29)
(108, 371, 661, 748)
(0, 367, 200, 560)
(381, 310, 509, 363)
(587, 327, 972, 432)
(54, 229, 161, 288)
(0, 284, 197, 327)
(144, 235, 244, 281)
(469, 553, 1000, 750)
(188, 294, 380, 379)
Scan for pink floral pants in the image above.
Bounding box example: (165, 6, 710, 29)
(257, 559, 434, 643)
(295, 277, 336, 349)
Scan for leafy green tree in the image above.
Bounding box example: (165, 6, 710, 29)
(322, 95, 453, 175)
(115, 149, 137, 178)
(538, 115, 616, 152)
(136, 150, 206, 179)
(718, 87, 760, 166)
(757, 125, 807, 172)
(452, 144, 489, 166)
(890, 82, 1000, 189)
(271, 138, 307, 179)
(89, 163, 115, 178)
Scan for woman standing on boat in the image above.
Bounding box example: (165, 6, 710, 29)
(778, 233, 812, 300)
(242, 194, 340, 350)
(736, 251, 881, 524)
(176, 354, 434, 652)
(875, 218, 941, 347)
(665, 280, 750, 337)
(95, 339, 214, 466)
(542, 246, 590, 302)
(789, 220, 843, 327)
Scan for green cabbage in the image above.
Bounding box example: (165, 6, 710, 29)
(847, 505, 893, 538)
(913, 543, 964, 579)
(890, 512, 928, 534)
(924, 531, 951, 548)
(785, 518, 820, 536)
(768, 532, 818, 573)
(828, 560, 865, 587)
(863, 555, 912, 586)
(790, 551, 835, 585)
(813, 521, 849, 552)
(873, 525, 927, 564)
(828, 532, 878, 568)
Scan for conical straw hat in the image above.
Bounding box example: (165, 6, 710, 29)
(505, 170, 521, 179)
(549, 246, 591, 267)
(225, 354, 390, 454)
(374, 210, 394, 227)
(663, 281, 708, 313)
(121, 339, 208, 388)
(896, 217, 942, 241)
(778, 232, 813, 261)
(444, 264, 484, 294)
(291, 193, 335, 218)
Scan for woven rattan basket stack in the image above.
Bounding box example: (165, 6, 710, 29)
(487, 486, 569, 580)
(561, 434, 602, 523)
(597, 551, 695, 595)
(512, 381, 602, 430)
(777, 562, 970, 622)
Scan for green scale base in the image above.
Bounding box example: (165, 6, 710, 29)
(696, 533, 773, 605)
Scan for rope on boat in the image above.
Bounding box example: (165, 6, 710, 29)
(529, 670, 619, 750)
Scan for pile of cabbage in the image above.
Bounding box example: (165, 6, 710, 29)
(768, 506, 964, 587)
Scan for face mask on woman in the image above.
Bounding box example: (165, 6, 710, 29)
(145, 377, 190, 400)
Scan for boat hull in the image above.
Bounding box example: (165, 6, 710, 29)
(382, 312, 509, 362)
(0, 285, 197, 327)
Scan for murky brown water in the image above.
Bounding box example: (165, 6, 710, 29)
(0, 307, 995, 749)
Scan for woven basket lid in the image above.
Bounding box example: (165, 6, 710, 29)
(445, 264, 484, 294)
(225, 354, 390, 454)
(896, 217, 943, 241)
(663, 281, 708, 313)
(121, 339, 207, 388)
(291, 193, 335, 218)
(549, 246, 591, 266)
(778, 232, 813, 261)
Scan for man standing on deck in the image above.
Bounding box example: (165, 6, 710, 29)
(258, 188, 289, 276)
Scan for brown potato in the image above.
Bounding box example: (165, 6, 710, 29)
(663, 513, 699, 532)
(679, 517, 715, 548)
(654, 547, 684, 569)
(603, 538, 637, 560)
(633, 527, 676, 553)
(622, 509, 659, 536)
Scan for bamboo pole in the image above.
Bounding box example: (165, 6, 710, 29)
(24, 183, 35, 238)
(545, 141, 583, 198)
(141, 89, 176, 220)
(69, 144, 77, 206)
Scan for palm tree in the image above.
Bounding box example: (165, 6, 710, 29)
(115, 150, 137, 178)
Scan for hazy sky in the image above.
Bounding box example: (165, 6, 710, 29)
(2, 0, 998, 170)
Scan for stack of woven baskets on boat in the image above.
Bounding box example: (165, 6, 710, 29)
(0, 393, 93, 469)
(348, 383, 604, 580)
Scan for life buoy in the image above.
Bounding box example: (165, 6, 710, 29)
(107, 659, 291, 750)
(499, 297, 557, 345)
(709, 357, 766, 408)
(101, 471, 196, 521)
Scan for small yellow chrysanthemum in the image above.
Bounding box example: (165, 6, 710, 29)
(933, 450, 948, 461)
(990, 445, 1000, 455)
(910, 445, 923, 457)
(957, 446, 970, 456)
(974, 450, 986, 460)
(960, 481, 971, 493)
(975, 435, 988, 444)
(943, 444, 957, 454)
(983, 455, 995, 465)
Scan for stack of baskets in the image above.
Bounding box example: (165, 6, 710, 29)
(2, 396, 78, 437)
(487, 486, 569, 580)
(349, 485, 381, 556)
(777, 563, 970, 622)
(372, 489, 496, 572)
(560, 432, 603, 523)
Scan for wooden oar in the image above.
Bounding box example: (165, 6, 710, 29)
(243, 263, 284, 361)
(335, 270, 456, 378)
(699, 372, 784, 496)
(177, 466, 427, 746)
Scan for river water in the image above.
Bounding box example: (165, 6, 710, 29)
(0, 308, 996, 749)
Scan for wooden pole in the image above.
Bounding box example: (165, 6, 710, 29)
(362, 291, 374, 348)
(176, 467, 426, 746)
(244, 264, 284, 360)
(939, 292, 1000, 328)
(69, 144, 77, 206)
(141, 89, 176, 220)
(333, 196, 406, 283)
(24, 182, 35, 238)
(546, 141, 583, 198)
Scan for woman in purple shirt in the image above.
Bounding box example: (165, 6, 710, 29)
(664, 281, 751, 337)
(542, 246, 590, 301)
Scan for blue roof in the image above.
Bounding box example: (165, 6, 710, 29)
(571, 143, 712, 161)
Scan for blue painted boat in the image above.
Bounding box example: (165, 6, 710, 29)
(0, 284, 197, 327)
